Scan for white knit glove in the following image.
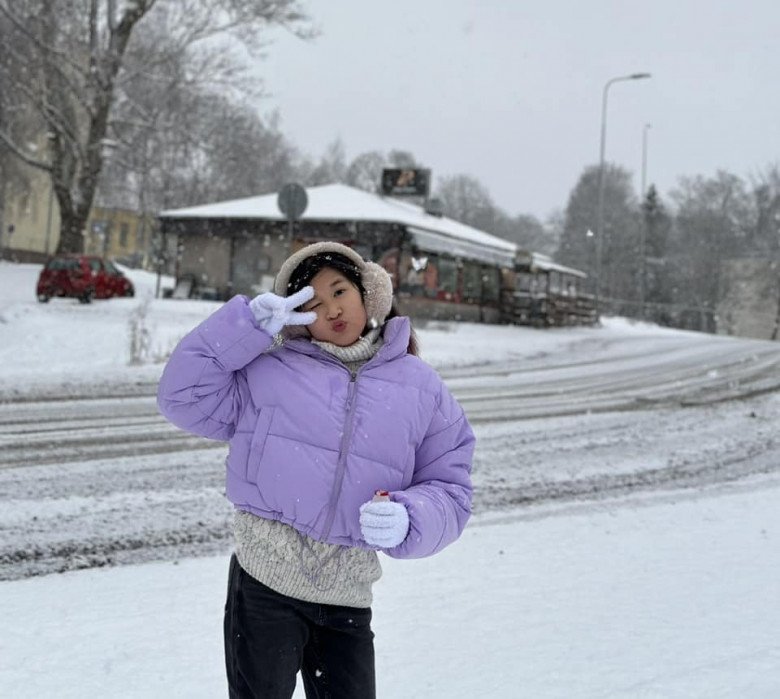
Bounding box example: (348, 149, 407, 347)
(249, 287, 317, 336)
(359, 499, 410, 548)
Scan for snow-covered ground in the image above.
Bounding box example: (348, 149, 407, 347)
(3, 477, 780, 698)
(2, 260, 780, 697)
(0, 260, 697, 398)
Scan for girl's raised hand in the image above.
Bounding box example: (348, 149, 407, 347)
(249, 287, 317, 336)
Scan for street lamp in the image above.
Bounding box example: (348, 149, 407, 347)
(594, 72, 652, 310)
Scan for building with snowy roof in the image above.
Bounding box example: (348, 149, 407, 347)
(159, 183, 522, 322)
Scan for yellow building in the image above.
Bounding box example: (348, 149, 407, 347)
(85, 207, 157, 268)
(1, 167, 156, 267)
(0, 159, 61, 262)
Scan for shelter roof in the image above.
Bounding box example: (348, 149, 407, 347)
(159, 183, 516, 257)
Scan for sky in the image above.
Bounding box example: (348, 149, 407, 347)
(2, 262, 780, 695)
(257, 0, 780, 221)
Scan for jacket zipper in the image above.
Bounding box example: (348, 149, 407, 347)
(322, 369, 359, 540)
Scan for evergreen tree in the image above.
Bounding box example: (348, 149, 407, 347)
(640, 185, 672, 322)
(557, 164, 638, 308)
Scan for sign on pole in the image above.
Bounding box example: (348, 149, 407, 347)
(277, 183, 308, 221)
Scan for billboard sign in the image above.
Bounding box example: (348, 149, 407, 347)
(380, 168, 431, 197)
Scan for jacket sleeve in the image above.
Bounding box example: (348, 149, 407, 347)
(156, 295, 274, 441)
(385, 381, 475, 559)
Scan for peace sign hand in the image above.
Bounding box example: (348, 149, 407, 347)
(249, 286, 317, 336)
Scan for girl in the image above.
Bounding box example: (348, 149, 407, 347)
(157, 242, 475, 698)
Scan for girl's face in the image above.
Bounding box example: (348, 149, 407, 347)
(301, 267, 367, 346)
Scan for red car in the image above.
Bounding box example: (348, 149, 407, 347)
(36, 255, 135, 303)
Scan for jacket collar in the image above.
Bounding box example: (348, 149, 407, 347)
(376, 316, 411, 362)
(284, 316, 411, 366)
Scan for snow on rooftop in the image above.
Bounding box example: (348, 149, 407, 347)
(159, 183, 516, 255)
(528, 252, 588, 278)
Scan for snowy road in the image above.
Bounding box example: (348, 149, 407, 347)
(2, 329, 780, 580)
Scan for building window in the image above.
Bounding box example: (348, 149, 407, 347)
(482, 267, 500, 302)
(20, 192, 31, 216)
(422, 255, 439, 297)
(119, 223, 129, 248)
(462, 262, 483, 302)
(438, 257, 458, 295)
(516, 272, 533, 292)
(92, 220, 111, 252)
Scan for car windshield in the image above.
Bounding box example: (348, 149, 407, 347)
(46, 258, 80, 271)
(104, 260, 120, 274)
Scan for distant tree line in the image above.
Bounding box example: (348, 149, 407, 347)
(293, 141, 560, 256)
(557, 163, 780, 331)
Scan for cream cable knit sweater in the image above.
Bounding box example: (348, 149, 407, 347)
(234, 328, 384, 608)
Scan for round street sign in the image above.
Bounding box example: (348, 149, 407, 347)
(277, 183, 308, 221)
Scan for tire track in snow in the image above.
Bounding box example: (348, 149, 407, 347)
(2, 335, 780, 579)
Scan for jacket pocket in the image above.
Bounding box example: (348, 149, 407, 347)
(246, 406, 275, 482)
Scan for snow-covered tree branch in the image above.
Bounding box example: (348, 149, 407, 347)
(0, 0, 311, 253)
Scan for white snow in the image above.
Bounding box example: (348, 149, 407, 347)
(1, 260, 780, 697)
(3, 479, 779, 698)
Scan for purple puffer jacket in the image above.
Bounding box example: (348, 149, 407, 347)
(157, 296, 474, 559)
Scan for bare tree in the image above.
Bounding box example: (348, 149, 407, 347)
(0, 0, 311, 253)
(0, 6, 54, 246)
(504, 214, 557, 255)
(435, 172, 557, 254)
(387, 149, 417, 168)
(304, 138, 348, 186)
(668, 170, 752, 326)
(345, 150, 386, 193)
(435, 174, 498, 231)
(100, 75, 301, 213)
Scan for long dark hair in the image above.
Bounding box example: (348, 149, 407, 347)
(287, 252, 419, 356)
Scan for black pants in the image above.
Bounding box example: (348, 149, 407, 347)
(224, 554, 376, 699)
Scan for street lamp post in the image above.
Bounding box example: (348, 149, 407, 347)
(594, 72, 651, 312)
(639, 122, 652, 318)
(641, 122, 652, 198)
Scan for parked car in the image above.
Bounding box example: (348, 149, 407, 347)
(36, 255, 135, 303)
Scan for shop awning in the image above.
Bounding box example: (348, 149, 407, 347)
(406, 226, 515, 267)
